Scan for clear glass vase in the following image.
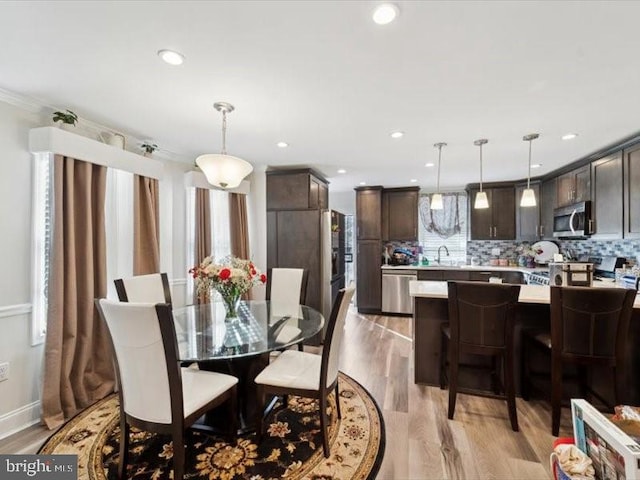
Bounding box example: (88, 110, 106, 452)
(221, 293, 241, 322)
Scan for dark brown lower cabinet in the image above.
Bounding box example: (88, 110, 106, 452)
(356, 240, 381, 313)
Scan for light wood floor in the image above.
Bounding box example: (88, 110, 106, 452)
(0, 308, 572, 479)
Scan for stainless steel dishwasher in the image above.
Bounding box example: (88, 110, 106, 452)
(382, 269, 417, 315)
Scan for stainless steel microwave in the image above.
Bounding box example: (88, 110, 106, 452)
(553, 201, 592, 238)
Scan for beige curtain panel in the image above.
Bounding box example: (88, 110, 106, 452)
(42, 155, 115, 429)
(133, 175, 160, 275)
(194, 188, 211, 303)
(229, 193, 252, 299)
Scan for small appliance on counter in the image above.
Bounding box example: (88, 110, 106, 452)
(585, 255, 627, 280)
(548, 262, 593, 286)
(388, 247, 416, 266)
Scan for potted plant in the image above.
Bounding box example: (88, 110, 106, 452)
(52, 109, 78, 129)
(141, 142, 158, 157)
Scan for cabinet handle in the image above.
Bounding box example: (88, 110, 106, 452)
(493, 226, 497, 237)
(489, 226, 492, 238)
(588, 219, 594, 234)
(540, 225, 544, 236)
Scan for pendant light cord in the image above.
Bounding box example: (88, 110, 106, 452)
(436, 145, 441, 193)
(526, 139, 532, 189)
(479, 143, 484, 192)
(221, 109, 227, 155)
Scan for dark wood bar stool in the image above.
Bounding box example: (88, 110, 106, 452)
(521, 286, 636, 436)
(440, 281, 521, 431)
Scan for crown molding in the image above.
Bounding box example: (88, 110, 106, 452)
(0, 86, 48, 113)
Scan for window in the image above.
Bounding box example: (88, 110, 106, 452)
(185, 187, 232, 300)
(104, 168, 134, 299)
(30, 153, 53, 345)
(418, 192, 468, 264)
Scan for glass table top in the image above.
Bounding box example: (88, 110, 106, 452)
(173, 300, 325, 361)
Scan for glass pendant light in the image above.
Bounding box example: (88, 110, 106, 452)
(520, 133, 539, 207)
(431, 142, 446, 210)
(196, 102, 253, 189)
(473, 138, 489, 209)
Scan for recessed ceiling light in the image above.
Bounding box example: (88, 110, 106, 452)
(410, 179, 418, 183)
(390, 131, 404, 139)
(562, 133, 578, 140)
(276, 141, 289, 148)
(372, 3, 399, 25)
(359, 181, 366, 186)
(531, 163, 542, 169)
(157, 49, 185, 65)
(337, 169, 346, 174)
(425, 162, 435, 167)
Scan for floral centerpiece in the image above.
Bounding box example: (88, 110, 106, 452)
(189, 255, 266, 320)
(516, 243, 543, 268)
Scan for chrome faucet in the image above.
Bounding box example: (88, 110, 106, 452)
(437, 245, 450, 264)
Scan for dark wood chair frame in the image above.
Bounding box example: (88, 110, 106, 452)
(521, 286, 636, 436)
(256, 288, 346, 458)
(114, 272, 172, 305)
(265, 267, 309, 351)
(96, 301, 237, 480)
(439, 281, 521, 432)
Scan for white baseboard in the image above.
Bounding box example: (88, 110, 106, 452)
(0, 401, 41, 441)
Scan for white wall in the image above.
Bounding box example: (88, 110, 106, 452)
(329, 190, 356, 216)
(0, 100, 46, 437)
(0, 97, 263, 438)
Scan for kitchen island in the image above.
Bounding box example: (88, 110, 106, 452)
(410, 280, 640, 404)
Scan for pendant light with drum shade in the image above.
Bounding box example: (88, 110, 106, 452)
(520, 133, 539, 207)
(431, 142, 446, 210)
(473, 138, 489, 209)
(195, 102, 253, 189)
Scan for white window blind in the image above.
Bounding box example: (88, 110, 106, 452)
(30, 153, 52, 345)
(418, 192, 468, 264)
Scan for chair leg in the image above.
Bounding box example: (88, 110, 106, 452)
(448, 348, 459, 420)
(491, 356, 501, 395)
(118, 418, 129, 480)
(172, 430, 185, 480)
(551, 359, 562, 436)
(319, 394, 330, 458)
(255, 385, 265, 444)
(228, 385, 238, 441)
(297, 343, 304, 352)
(439, 331, 447, 390)
(334, 383, 341, 420)
(504, 351, 519, 432)
(520, 335, 530, 401)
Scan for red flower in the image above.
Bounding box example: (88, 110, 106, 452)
(219, 268, 231, 280)
(250, 268, 257, 276)
(260, 273, 267, 284)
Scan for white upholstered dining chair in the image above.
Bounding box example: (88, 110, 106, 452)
(266, 268, 309, 350)
(255, 284, 355, 457)
(114, 272, 172, 304)
(96, 299, 238, 480)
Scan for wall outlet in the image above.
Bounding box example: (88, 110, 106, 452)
(0, 362, 9, 382)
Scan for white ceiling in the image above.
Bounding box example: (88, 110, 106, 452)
(2, 1, 640, 192)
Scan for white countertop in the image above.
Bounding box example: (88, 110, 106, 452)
(382, 264, 545, 273)
(409, 280, 640, 308)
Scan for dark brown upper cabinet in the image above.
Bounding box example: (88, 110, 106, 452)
(539, 178, 557, 240)
(591, 153, 623, 240)
(556, 165, 590, 207)
(266, 169, 329, 210)
(469, 187, 516, 240)
(623, 145, 640, 239)
(355, 187, 383, 240)
(515, 183, 541, 242)
(382, 187, 419, 241)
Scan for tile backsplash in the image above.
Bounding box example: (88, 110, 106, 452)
(467, 238, 640, 266)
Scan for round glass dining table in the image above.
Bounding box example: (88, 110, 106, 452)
(172, 300, 325, 430)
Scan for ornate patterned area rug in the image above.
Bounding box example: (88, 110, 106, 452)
(39, 372, 384, 479)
